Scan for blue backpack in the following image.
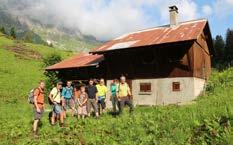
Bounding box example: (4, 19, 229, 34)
(63, 87, 73, 99)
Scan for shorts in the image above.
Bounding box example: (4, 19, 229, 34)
(53, 104, 63, 115)
(34, 108, 44, 120)
(64, 98, 75, 109)
(98, 96, 106, 109)
(98, 96, 105, 102)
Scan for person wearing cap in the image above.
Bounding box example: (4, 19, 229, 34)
(117, 76, 134, 114)
(49, 81, 65, 128)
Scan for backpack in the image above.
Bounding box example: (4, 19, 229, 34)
(48, 95, 53, 105)
(63, 86, 73, 99)
(28, 88, 40, 104)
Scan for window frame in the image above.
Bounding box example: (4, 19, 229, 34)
(139, 82, 152, 93)
(172, 82, 180, 91)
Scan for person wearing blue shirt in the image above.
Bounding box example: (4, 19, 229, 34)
(62, 81, 75, 117)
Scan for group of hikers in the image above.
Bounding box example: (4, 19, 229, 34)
(31, 76, 134, 137)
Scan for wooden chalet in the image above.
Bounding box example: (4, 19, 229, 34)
(46, 6, 213, 106)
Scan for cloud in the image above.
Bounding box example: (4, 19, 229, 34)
(226, 0, 233, 5)
(202, 5, 212, 16)
(3, 0, 206, 40)
(213, 0, 233, 19)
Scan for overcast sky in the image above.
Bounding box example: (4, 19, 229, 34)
(2, 0, 233, 40)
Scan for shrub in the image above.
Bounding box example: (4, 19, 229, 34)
(10, 27, 16, 39)
(191, 116, 231, 144)
(0, 26, 6, 34)
(43, 53, 62, 94)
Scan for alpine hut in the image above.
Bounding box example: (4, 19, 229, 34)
(46, 6, 213, 106)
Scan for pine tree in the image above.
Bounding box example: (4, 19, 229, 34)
(10, 27, 16, 39)
(0, 26, 6, 34)
(225, 28, 233, 65)
(213, 35, 225, 61)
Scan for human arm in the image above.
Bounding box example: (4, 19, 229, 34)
(72, 88, 75, 100)
(95, 86, 98, 101)
(127, 86, 132, 99)
(116, 84, 121, 101)
(77, 98, 82, 106)
(61, 96, 66, 111)
(104, 86, 108, 102)
(82, 96, 88, 106)
(127, 86, 131, 96)
(61, 87, 66, 98)
(61, 96, 65, 106)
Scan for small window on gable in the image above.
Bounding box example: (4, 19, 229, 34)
(172, 82, 180, 91)
(140, 83, 151, 92)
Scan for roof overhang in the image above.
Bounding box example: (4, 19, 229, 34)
(45, 54, 104, 71)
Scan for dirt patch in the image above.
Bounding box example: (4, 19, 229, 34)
(4, 44, 42, 60)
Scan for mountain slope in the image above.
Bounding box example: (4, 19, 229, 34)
(0, 10, 46, 45)
(0, 9, 101, 51)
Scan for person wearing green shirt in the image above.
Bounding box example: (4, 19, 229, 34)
(110, 79, 119, 113)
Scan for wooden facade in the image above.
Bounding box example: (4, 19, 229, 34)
(57, 38, 212, 82)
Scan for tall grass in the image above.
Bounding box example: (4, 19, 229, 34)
(1, 67, 233, 144)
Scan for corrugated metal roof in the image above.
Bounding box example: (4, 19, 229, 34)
(46, 19, 210, 71)
(91, 19, 208, 53)
(46, 53, 104, 70)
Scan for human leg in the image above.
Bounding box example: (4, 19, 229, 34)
(125, 99, 134, 113)
(77, 106, 82, 119)
(112, 96, 117, 112)
(33, 108, 44, 137)
(91, 99, 99, 117)
(87, 99, 91, 117)
(100, 98, 106, 112)
(118, 99, 125, 114)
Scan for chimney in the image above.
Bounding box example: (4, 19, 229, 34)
(169, 5, 178, 27)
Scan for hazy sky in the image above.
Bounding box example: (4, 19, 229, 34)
(2, 0, 233, 40)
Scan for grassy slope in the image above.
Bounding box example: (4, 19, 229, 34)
(1, 33, 233, 144)
(33, 26, 101, 52)
(0, 33, 73, 100)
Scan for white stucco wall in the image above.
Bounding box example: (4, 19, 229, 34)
(194, 77, 206, 97)
(105, 77, 205, 108)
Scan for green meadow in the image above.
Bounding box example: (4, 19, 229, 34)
(1, 33, 233, 144)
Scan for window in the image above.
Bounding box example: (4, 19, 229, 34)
(140, 83, 151, 92)
(172, 82, 180, 91)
